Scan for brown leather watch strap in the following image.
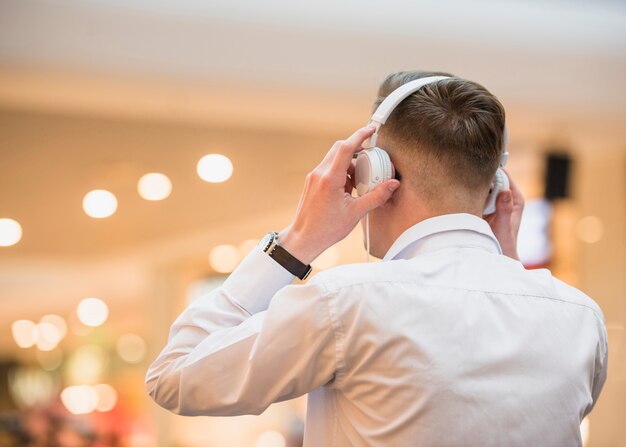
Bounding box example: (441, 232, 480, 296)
(269, 244, 312, 280)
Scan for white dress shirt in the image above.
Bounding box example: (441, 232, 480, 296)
(146, 213, 607, 447)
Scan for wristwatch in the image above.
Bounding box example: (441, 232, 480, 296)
(259, 232, 312, 280)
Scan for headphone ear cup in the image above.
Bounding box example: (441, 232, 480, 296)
(354, 148, 395, 196)
(375, 147, 393, 182)
(483, 168, 510, 215)
(355, 152, 372, 196)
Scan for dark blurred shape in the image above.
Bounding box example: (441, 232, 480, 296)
(0, 412, 29, 447)
(544, 152, 572, 200)
(0, 361, 18, 412)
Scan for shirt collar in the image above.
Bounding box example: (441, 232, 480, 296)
(382, 213, 502, 261)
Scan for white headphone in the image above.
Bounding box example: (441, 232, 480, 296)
(354, 76, 509, 215)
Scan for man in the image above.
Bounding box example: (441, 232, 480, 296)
(146, 71, 607, 446)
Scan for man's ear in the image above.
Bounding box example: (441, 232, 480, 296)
(393, 167, 401, 181)
(482, 185, 493, 211)
(383, 180, 402, 208)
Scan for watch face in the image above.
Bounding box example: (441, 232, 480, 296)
(258, 232, 276, 252)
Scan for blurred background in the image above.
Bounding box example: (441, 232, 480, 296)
(0, 0, 625, 446)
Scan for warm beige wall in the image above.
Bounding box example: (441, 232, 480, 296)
(575, 149, 626, 446)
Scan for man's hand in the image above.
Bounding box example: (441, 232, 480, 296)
(484, 171, 525, 260)
(279, 126, 400, 265)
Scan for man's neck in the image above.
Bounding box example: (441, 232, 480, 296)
(379, 193, 484, 257)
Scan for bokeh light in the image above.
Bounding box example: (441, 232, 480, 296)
(197, 154, 233, 183)
(83, 189, 118, 218)
(39, 314, 67, 342)
(36, 315, 67, 351)
(138, 172, 172, 201)
(67, 344, 108, 385)
(77, 297, 109, 327)
(117, 333, 147, 364)
(255, 430, 286, 447)
(209, 244, 240, 273)
(35, 331, 58, 351)
(11, 320, 38, 348)
(576, 216, 603, 244)
(94, 383, 118, 412)
(61, 385, 99, 415)
(37, 322, 61, 346)
(8, 367, 58, 408)
(0, 218, 22, 246)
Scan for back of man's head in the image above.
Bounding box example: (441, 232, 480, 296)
(374, 71, 506, 206)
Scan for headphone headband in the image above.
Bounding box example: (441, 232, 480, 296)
(371, 76, 450, 125)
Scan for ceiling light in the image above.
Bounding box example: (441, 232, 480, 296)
(39, 315, 67, 342)
(77, 297, 109, 327)
(61, 385, 98, 415)
(83, 190, 118, 218)
(37, 322, 61, 345)
(11, 320, 38, 348)
(197, 154, 233, 183)
(0, 218, 22, 246)
(35, 323, 60, 351)
(138, 173, 172, 201)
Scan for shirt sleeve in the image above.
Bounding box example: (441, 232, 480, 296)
(586, 316, 608, 416)
(145, 246, 339, 416)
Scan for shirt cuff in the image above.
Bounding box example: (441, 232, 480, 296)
(222, 246, 295, 314)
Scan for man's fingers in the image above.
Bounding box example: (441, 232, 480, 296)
(486, 190, 514, 229)
(502, 168, 524, 209)
(352, 180, 399, 216)
(344, 125, 377, 151)
(330, 125, 376, 173)
(317, 140, 344, 170)
(497, 190, 513, 212)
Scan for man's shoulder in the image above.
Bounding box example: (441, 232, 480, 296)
(494, 263, 605, 323)
(546, 273, 605, 322)
(310, 255, 605, 323)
